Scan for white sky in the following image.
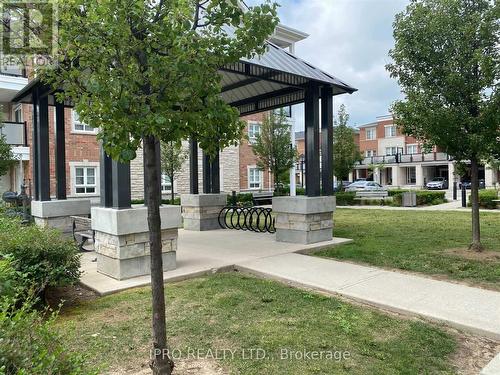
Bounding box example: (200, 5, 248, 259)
(245, 0, 409, 128)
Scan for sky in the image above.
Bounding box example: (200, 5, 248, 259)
(244, 0, 409, 129)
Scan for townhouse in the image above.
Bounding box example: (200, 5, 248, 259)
(353, 115, 499, 191)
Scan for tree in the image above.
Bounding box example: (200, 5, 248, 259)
(332, 105, 361, 187)
(160, 141, 187, 203)
(387, 0, 499, 251)
(40, 1, 278, 374)
(0, 135, 16, 179)
(252, 109, 297, 195)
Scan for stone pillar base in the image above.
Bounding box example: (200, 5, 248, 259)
(31, 199, 91, 233)
(273, 196, 335, 244)
(181, 194, 227, 231)
(91, 205, 181, 280)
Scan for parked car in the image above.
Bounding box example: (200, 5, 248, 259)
(426, 177, 448, 190)
(345, 181, 385, 192)
(459, 179, 486, 190)
(334, 181, 351, 192)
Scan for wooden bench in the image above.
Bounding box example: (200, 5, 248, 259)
(493, 199, 500, 208)
(252, 192, 274, 206)
(71, 216, 94, 252)
(355, 191, 389, 199)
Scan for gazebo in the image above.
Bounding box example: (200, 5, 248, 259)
(13, 40, 356, 279)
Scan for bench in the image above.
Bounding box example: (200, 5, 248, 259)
(252, 192, 273, 206)
(71, 215, 94, 252)
(493, 199, 500, 208)
(355, 191, 389, 199)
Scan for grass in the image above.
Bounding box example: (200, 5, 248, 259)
(56, 273, 458, 374)
(317, 209, 500, 289)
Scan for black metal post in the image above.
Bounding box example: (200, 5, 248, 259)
(304, 82, 321, 197)
(32, 88, 39, 200)
(211, 151, 220, 194)
(189, 138, 199, 194)
(99, 145, 113, 208)
(37, 95, 50, 201)
(54, 102, 66, 200)
(202, 151, 211, 194)
(111, 160, 131, 209)
(321, 86, 334, 196)
(453, 182, 458, 201)
(461, 185, 467, 208)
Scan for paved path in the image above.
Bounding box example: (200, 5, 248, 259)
(339, 200, 500, 212)
(237, 253, 500, 340)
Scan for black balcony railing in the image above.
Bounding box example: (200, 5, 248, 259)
(0, 122, 27, 146)
(357, 152, 450, 166)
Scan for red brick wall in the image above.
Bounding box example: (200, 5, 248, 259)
(239, 112, 273, 191)
(22, 104, 100, 197)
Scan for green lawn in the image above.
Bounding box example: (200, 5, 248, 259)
(318, 209, 500, 289)
(56, 273, 458, 374)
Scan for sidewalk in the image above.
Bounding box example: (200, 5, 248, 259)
(236, 253, 500, 340)
(339, 200, 500, 212)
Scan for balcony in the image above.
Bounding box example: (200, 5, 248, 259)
(0, 67, 29, 101)
(357, 152, 450, 166)
(0, 121, 27, 146)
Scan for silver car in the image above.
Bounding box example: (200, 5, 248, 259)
(345, 181, 385, 192)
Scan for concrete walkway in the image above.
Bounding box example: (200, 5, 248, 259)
(80, 229, 352, 295)
(339, 200, 500, 212)
(237, 253, 500, 340)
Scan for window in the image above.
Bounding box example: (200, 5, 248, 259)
(73, 111, 96, 133)
(406, 167, 416, 185)
(248, 167, 262, 189)
(365, 150, 376, 157)
(365, 127, 376, 140)
(75, 167, 96, 194)
(385, 125, 397, 138)
(385, 147, 398, 156)
(161, 174, 172, 192)
(248, 122, 261, 144)
(274, 106, 292, 118)
(406, 144, 418, 155)
(12, 104, 23, 122)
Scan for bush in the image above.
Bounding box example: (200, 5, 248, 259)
(227, 193, 253, 206)
(0, 217, 81, 296)
(335, 192, 357, 206)
(388, 189, 410, 197)
(130, 198, 180, 205)
(469, 189, 499, 209)
(0, 298, 95, 375)
(392, 190, 446, 206)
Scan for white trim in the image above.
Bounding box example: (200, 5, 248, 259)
(365, 127, 377, 141)
(69, 161, 100, 197)
(71, 110, 98, 135)
(247, 121, 261, 144)
(247, 165, 263, 190)
(384, 125, 396, 138)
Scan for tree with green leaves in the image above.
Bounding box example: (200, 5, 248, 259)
(387, 0, 499, 251)
(0, 135, 16, 180)
(332, 105, 361, 187)
(40, 1, 278, 373)
(160, 141, 187, 203)
(252, 109, 297, 195)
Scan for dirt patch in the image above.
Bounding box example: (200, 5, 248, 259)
(106, 358, 228, 375)
(46, 283, 99, 310)
(451, 331, 500, 375)
(444, 248, 500, 262)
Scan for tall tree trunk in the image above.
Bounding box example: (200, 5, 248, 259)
(469, 157, 483, 252)
(171, 173, 175, 204)
(144, 135, 174, 375)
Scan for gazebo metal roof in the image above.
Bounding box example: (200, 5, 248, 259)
(221, 41, 356, 116)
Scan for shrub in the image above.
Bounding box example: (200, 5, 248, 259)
(392, 190, 446, 206)
(0, 298, 95, 375)
(335, 192, 357, 206)
(227, 193, 253, 206)
(388, 189, 410, 197)
(0, 257, 25, 300)
(469, 189, 499, 209)
(0, 217, 81, 295)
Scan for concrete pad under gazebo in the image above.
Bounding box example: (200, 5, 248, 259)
(12, 39, 356, 280)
